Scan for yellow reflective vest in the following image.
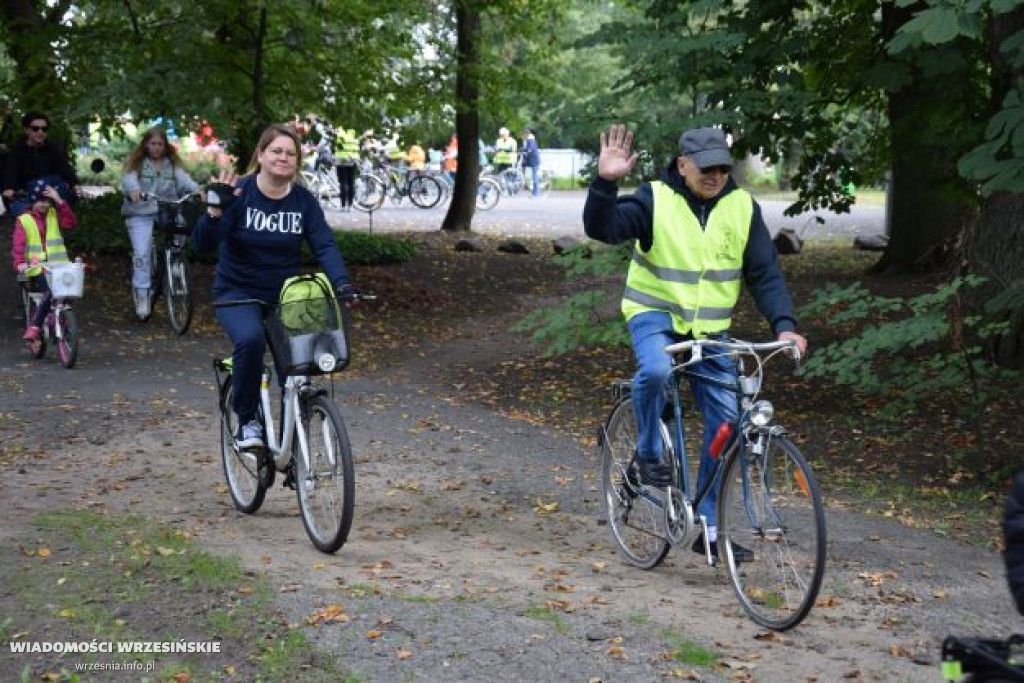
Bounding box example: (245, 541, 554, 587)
(337, 128, 360, 163)
(621, 181, 752, 337)
(19, 211, 68, 277)
(494, 135, 517, 165)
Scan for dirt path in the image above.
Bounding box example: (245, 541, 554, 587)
(0, 246, 1018, 682)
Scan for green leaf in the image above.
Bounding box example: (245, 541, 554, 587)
(919, 8, 963, 45)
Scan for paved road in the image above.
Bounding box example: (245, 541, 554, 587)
(325, 189, 887, 240)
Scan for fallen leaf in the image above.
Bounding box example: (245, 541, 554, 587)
(37, 548, 51, 558)
(533, 498, 559, 515)
(305, 604, 350, 626)
(367, 629, 384, 639)
(606, 645, 628, 660)
(397, 648, 413, 660)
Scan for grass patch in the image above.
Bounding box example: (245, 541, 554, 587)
(1, 509, 349, 681)
(523, 605, 570, 635)
(660, 629, 719, 666)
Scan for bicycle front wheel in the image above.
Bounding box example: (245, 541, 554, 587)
(219, 377, 271, 514)
(408, 175, 442, 209)
(353, 173, 386, 211)
(164, 249, 194, 335)
(500, 169, 525, 196)
(718, 432, 826, 631)
(601, 397, 671, 570)
(537, 169, 552, 197)
(295, 394, 355, 554)
(55, 308, 78, 368)
(476, 178, 501, 211)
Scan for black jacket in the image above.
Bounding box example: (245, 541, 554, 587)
(1003, 470, 1024, 613)
(582, 161, 797, 335)
(3, 138, 78, 193)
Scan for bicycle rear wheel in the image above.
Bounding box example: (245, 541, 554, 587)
(219, 377, 271, 513)
(408, 175, 442, 209)
(55, 308, 78, 369)
(164, 249, 194, 335)
(476, 178, 501, 211)
(353, 173, 386, 211)
(718, 432, 826, 631)
(295, 394, 355, 554)
(601, 396, 671, 569)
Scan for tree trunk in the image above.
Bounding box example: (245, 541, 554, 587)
(874, 1, 972, 274)
(967, 194, 1024, 366)
(441, 1, 480, 233)
(964, 6, 1024, 367)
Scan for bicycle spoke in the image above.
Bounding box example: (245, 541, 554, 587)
(219, 379, 269, 513)
(295, 395, 354, 554)
(601, 396, 671, 570)
(719, 434, 826, 630)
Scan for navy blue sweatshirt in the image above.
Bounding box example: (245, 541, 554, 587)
(582, 161, 797, 335)
(192, 175, 351, 303)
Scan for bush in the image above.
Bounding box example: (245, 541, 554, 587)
(66, 191, 130, 256)
(513, 243, 632, 355)
(330, 231, 417, 265)
(798, 277, 1021, 420)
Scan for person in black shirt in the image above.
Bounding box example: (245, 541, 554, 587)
(2, 111, 78, 214)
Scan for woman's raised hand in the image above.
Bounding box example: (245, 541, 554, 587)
(598, 124, 639, 182)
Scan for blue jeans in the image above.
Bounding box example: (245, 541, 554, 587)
(526, 163, 541, 195)
(215, 291, 270, 424)
(627, 311, 738, 526)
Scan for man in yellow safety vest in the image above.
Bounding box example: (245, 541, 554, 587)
(583, 124, 807, 561)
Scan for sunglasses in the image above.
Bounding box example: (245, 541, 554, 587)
(28, 125, 48, 132)
(699, 165, 731, 176)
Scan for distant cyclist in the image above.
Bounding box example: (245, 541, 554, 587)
(191, 123, 360, 450)
(121, 127, 199, 320)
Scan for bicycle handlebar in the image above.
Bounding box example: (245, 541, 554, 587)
(213, 292, 378, 310)
(665, 337, 800, 365)
(132, 191, 201, 205)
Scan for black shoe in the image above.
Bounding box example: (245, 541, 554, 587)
(637, 458, 672, 487)
(691, 534, 754, 563)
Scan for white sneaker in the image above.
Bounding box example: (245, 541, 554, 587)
(134, 288, 151, 318)
(235, 419, 264, 450)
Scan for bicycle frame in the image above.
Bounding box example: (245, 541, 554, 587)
(629, 340, 791, 553)
(258, 369, 319, 475)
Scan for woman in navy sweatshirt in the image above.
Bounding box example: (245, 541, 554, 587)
(193, 123, 357, 449)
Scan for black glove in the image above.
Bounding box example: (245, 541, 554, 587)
(336, 284, 362, 304)
(205, 182, 237, 210)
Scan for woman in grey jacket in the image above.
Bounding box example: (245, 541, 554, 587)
(121, 127, 199, 320)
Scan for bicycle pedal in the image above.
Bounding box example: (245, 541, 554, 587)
(282, 464, 296, 490)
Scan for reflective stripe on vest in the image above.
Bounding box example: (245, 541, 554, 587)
(621, 182, 752, 337)
(20, 211, 67, 278)
(494, 137, 517, 165)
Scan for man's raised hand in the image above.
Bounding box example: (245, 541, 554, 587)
(598, 124, 639, 182)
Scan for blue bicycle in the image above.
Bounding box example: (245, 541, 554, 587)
(600, 337, 827, 630)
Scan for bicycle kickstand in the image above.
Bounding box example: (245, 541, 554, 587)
(697, 515, 716, 566)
